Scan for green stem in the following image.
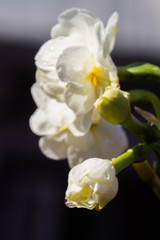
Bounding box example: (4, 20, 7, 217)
(111, 143, 160, 199)
(111, 143, 152, 174)
(117, 62, 160, 82)
(129, 89, 160, 119)
(122, 114, 160, 143)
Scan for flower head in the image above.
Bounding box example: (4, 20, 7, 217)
(35, 8, 119, 126)
(30, 8, 128, 168)
(65, 158, 118, 210)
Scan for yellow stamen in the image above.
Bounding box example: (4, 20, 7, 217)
(60, 125, 68, 132)
(85, 66, 108, 88)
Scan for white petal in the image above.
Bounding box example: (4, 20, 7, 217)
(103, 12, 118, 56)
(87, 159, 116, 182)
(90, 120, 128, 159)
(39, 134, 67, 160)
(91, 107, 101, 125)
(67, 133, 92, 168)
(35, 36, 83, 71)
(75, 158, 112, 182)
(30, 98, 75, 135)
(67, 146, 85, 168)
(66, 131, 100, 168)
(48, 100, 76, 127)
(58, 8, 99, 24)
(51, 8, 101, 39)
(36, 68, 66, 101)
(94, 176, 118, 209)
(29, 108, 59, 136)
(45, 100, 75, 128)
(51, 9, 105, 67)
(31, 83, 49, 109)
(56, 46, 93, 84)
(69, 111, 93, 136)
(104, 55, 119, 88)
(67, 119, 128, 168)
(64, 82, 95, 114)
(68, 119, 128, 167)
(30, 85, 76, 134)
(35, 39, 59, 71)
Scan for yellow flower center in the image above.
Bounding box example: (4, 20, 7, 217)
(60, 125, 68, 132)
(66, 185, 91, 207)
(85, 66, 108, 88)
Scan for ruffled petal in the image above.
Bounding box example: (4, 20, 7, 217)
(35, 36, 83, 71)
(31, 83, 49, 109)
(67, 119, 128, 168)
(66, 131, 97, 168)
(51, 8, 101, 39)
(64, 82, 95, 114)
(89, 120, 128, 159)
(30, 84, 76, 134)
(103, 12, 118, 56)
(104, 55, 119, 88)
(56, 46, 93, 84)
(69, 111, 93, 136)
(36, 68, 66, 101)
(52, 8, 104, 57)
(29, 108, 59, 136)
(39, 134, 67, 160)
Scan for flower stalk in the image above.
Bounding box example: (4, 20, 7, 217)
(122, 114, 160, 143)
(129, 89, 160, 119)
(117, 62, 160, 82)
(111, 143, 153, 174)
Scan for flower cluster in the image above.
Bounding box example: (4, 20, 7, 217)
(30, 8, 128, 168)
(30, 8, 160, 211)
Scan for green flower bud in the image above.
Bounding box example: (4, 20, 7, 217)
(95, 87, 130, 125)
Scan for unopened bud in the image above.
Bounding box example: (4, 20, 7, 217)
(95, 87, 130, 124)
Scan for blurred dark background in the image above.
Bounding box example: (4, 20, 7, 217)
(0, 1, 160, 240)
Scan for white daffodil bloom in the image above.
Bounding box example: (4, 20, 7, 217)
(65, 158, 118, 210)
(29, 84, 128, 168)
(35, 8, 119, 123)
(30, 8, 128, 169)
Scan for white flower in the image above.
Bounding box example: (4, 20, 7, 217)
(30, 8, 128, 169)
(65, 158, 118, 210)
(29, 84, 128, 168)
(35, 8, 119, 125)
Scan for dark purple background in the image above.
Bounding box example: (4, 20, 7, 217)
(0, 41, 160, 240)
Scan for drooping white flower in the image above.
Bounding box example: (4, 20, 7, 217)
(65, 158, 118, 210)
(29, 83, 128, 168)
(35, 8, 119, 124)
